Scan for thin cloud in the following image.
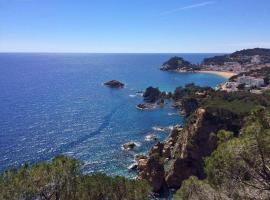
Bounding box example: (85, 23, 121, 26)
(224, 42, 270, 47)
(160, 1, 215, 16)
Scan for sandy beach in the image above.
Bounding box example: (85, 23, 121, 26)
(197, 70, 237, 78)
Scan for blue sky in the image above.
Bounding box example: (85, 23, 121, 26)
(0, 0, 270, 53)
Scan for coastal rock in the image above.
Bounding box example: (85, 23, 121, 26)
(162, 143, 172, 159)
(139, 107, 243, 190)
(135, 154, 148, 161)
(166, 108, 243, 188)
(143, 87, 161, 102)
(181, 97, 198, 116)
(135, 90, 144, 95)
(138, 157, 165, 192)
(157, 99, 165, 107)
(104, 80, 125, 88)
(152, 126, 173, 133)
(145, 134, 158, 141)
(149, 142, 164, 158)
(122, 142, 136, 150)
(128, 163, 138, 170)
(128, 154, 148, 171)
(179, 110, 186, 117)
(160, 57, 195, 71)
(137, 158, 148, 171)
(136, 103, 156, 110)
(172, 101, 182, 109)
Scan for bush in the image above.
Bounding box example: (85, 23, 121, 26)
(217, 130, 234, 144)
(204, 108, 270, 199)
(0, 156, 151, 200)
(173, 176, 228, 200)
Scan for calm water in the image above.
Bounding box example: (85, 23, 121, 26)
(0, 53, 225, 176)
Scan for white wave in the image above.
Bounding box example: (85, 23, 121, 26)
(145, 134, 157, 141)
(152, 126, 173, 132)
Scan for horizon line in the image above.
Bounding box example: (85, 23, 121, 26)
(0, 51, 231, 54)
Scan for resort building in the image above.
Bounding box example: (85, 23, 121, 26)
(236, 75, 265, 87)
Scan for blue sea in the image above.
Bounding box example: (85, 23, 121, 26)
(0, 53, 226, 177)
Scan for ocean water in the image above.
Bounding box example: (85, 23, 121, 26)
(0, 53, 226, 176)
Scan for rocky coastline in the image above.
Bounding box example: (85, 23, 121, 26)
(132, 82, 270, 194)
(160, 48, 270, 78)
(136, 87, 172, 110)
(109, 49, 270, 196)
(136, 106, 244, 191)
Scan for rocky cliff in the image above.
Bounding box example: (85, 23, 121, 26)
(138, 107, 243, 191)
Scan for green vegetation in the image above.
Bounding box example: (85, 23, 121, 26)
(143, 86, 162, 102)
(161, 57, 197, 71)
(173, 176, 228, 200)
(173, 83, 270, 116)
(0, 156, 151, 200)
(202, 48, 270, 66)
(232, 48, 270, 57)
(201, 90, 270, 115)
(173, 83, 213, 100)
(202, 54, 231, 66)
(174, 107, 270, 199)
(173, 176, 207, 200)
(216, 129, 234, 144)
(204, 108, 270, 199)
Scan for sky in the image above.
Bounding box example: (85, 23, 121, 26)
(0, 0, 270, 53)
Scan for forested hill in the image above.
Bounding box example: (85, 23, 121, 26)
(202, 48, 270, 66)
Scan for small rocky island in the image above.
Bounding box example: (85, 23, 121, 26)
(122, 142, 137, 150)
(160, 56, 196, 71)
(104, 80, 125, 88)
(137, 87, 171, 110)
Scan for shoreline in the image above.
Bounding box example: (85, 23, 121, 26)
(196, 70, 237, 78)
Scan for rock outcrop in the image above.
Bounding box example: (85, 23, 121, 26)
(160, 57, 195, 71)
(104, 80, 125, 88)
(138, 156, 165, 192)
(145, 134, 158, 141)
(181, 97, 199, 116)
(138, 107, 243, 191)
(143, 87, 162, 102)
(136, 103, 157, 110)
(122, 142, 136, 150)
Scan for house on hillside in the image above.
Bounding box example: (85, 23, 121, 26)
(237, 75, 265, 87)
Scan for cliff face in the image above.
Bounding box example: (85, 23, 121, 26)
(181, 97, 198, 116)
(138, 107, 243, 191)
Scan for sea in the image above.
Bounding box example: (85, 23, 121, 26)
(0, 53, 226, 177)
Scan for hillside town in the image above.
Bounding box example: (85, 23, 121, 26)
(212, 49, 270, 93)
(161, 48, 270, 93)
(218, 74, 269, 93)
(202, 55, 270, 73)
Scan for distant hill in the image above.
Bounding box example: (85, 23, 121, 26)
(161, 48, 270, 74)
(202, 48, 270, 66)
(231, 48, 270, 57)
(160, 56, 197, 71)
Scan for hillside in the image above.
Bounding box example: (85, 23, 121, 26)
(201, 48, 270, 73)
(160, 56, 197, 71)
(137, 84, 270, 199)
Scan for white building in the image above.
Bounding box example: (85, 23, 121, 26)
(237, 75, 265, 87)
(251, 55, 261, 64)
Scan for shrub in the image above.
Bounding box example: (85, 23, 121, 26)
(0, 156, 151, 200)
